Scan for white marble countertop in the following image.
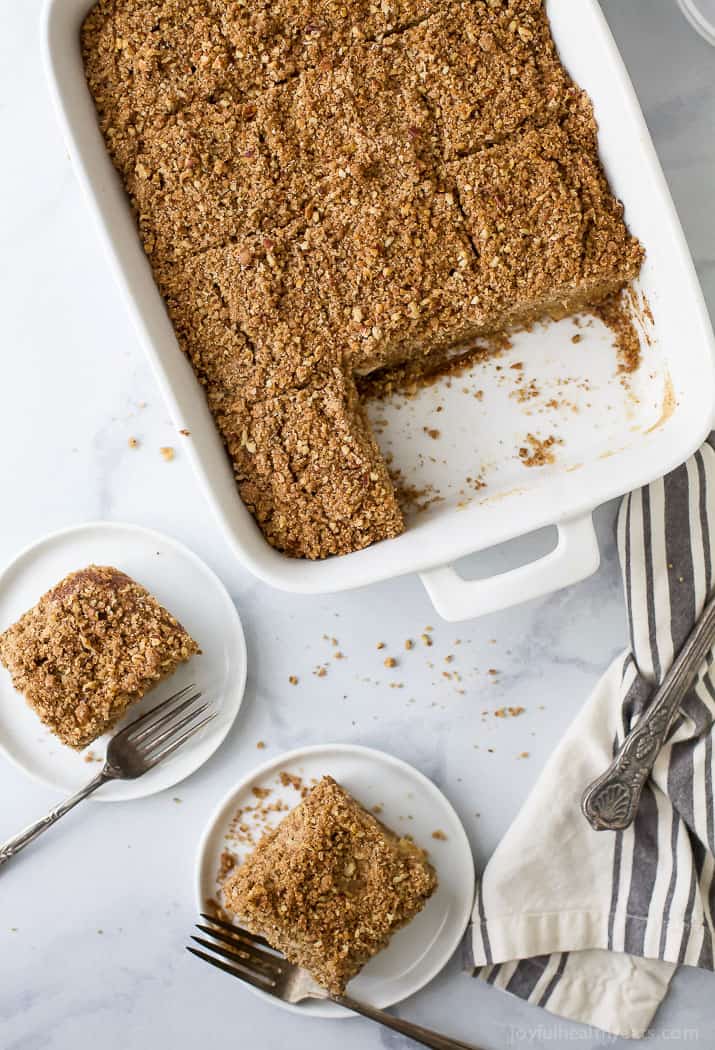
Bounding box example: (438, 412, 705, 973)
(1, 1, 714, 1047)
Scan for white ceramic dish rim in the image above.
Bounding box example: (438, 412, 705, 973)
(42, 0, 715, 621)
(678, 0, 715, 46)
(194, 742, 476, 1017)
(0, 520, 247, 800)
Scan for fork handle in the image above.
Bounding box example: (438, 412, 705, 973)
(0, 767, 112, 868)
(334, 994, 482, 1050)
(582, 590, 715, 831)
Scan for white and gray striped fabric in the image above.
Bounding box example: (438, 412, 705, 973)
(466, 436, 715, 1039)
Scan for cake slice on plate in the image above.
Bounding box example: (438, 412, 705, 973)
(222, 775, 437, 994)
(0, 565, 199, 749)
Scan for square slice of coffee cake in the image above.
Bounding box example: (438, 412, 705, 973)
(222, 776, 437, 992)
(0, 566, 198, 748)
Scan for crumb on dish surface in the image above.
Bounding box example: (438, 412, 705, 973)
(221, 775, 437, 993)
(0, 565, 199, 749)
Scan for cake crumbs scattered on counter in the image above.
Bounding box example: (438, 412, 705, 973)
(159, 446, 175, 462)
(431, 829, 448, 841)
(288, 675, 298, 685)
(384, 657, 397, 668)
(256, 740, 266, 749)
(518, 752, 531, 759)
(128, 436, 139, 449)
(179, 428, 191, 436)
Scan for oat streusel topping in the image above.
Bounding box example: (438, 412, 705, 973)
(82, 0, 644, 559)
(222, 775, 437, 993)
(0, 566, 199, 749)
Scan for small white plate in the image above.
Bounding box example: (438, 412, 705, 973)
(196, 743, 475, 1017)
(678, 0, 715, 46)
(0, 522, 246, 800)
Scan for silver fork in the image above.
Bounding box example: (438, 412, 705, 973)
(582, 591, 715, 831)
(188, 913, 482, 1050)
(0, 685, 213, 867)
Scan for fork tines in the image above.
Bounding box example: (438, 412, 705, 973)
(125, 684, 198, 731)
(187, 914, 286, 994)
(122, 685, 215, 767)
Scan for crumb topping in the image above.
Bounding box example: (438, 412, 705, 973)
(82, 0, 644, 559)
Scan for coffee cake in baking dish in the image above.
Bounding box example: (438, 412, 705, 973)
(82, 0, 644, 559)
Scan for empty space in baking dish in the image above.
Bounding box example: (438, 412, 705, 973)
(365, 291, 666, 529)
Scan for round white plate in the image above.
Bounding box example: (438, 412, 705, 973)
(678, 0, 715, 46)
(0, 522, 246, 800)
(196, 743, 475, 1018)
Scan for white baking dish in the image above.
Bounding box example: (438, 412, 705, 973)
(43, 0, 715, 621)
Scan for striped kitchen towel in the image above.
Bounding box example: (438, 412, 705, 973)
(466, 435, 715, 1039)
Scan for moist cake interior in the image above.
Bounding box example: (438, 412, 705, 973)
(82, 0, 644, 559)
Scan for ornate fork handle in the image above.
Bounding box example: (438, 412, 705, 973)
(582, 592, 715, 831)
(334, 994, 481, 1050)
(0, 768, 111, 867)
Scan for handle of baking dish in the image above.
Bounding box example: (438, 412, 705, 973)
(419, 514, 600, 622)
